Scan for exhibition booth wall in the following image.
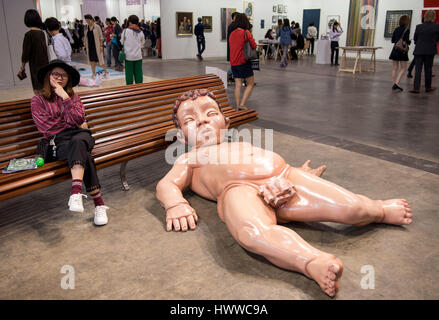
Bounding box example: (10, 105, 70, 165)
(161, 0, 425, 60)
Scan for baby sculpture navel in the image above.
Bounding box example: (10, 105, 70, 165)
(156, 89, 413, 297)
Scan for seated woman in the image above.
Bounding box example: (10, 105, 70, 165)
(264, 29, 274, 59)
(30, 60, 109, 226)
(290, 28, 305, 60)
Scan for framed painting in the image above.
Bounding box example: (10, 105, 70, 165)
(384, 10, 412, 38)
(272, 15, 278, 23)
(346, 0, 379, 46)
(176, 12, 193, 36)
(220, 8, 236, 41)
(277, 4, 283, 14)
(273, 5, 277, 13)
(327, 15, 341, 33)
(244, 1, 254, 23)
(202, 16, 212, 32)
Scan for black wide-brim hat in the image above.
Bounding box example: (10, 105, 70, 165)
(37, 59, 80, 87)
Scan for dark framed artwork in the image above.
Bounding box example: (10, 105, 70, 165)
(176, 12, 193, 36)
(220, 8, 236, 40)
(202, 16, 212, 32)
(384, 10, 412, 38)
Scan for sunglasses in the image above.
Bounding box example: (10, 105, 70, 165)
(51, 72, 68, 79)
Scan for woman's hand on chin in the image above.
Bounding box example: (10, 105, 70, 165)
(50, 76, 70, 100)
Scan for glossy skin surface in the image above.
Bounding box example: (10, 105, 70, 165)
(156, 95, 413, 297)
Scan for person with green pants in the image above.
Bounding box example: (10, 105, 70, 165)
(120, 15, 145, 85)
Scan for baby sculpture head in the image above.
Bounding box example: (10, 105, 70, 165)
(173, 89, 231, 148)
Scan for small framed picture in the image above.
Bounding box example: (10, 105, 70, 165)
(277, 4, 283, 13)
(272, 5, 277, 13)
(284, 5, 288, 13)
(176, 12, 193, 36)
(202, 16, 212, 32)
(272, 15, 277, 23)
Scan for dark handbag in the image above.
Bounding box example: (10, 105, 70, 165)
(250, 58, 260, 70)
(243, 30, 258, 61)
(394, 28, 409, 53)
(17, 69, 27, 80)
(36, 138, 54, 162)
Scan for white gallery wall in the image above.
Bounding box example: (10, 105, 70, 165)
(285, 0, 424, 60)
(160, 0, 288, 60)
(161, 0, 424, 60)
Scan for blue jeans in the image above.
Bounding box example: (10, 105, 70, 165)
(106, 43, 112, 66)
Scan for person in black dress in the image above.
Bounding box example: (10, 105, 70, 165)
(19, 9, 49, 92)
(389, 15, 411, 91)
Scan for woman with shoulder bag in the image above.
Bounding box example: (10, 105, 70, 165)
(228, 13, 257, 110)
(30, 60, 109, 226)
(20, 9, 49, 93)
(389, 15, 411, 91)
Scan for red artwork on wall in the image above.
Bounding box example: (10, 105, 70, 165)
(424, 0, 439, 7)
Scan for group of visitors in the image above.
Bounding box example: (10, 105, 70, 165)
(389, 10, 439, 93)
(262, 19, 317, 65)
(20, 9, 162, 90)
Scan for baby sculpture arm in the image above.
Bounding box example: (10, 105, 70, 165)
(156, 154, 198, 232)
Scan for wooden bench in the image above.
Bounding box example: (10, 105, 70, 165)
(0, 74, 258, 201)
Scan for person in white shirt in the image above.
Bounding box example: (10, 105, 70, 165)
(45, 17, 72, 63)
(120, 15, 145, 85)
(61, 21, 74, 44)
(306, 21, 318, 55)
(329, 21, 343, 66)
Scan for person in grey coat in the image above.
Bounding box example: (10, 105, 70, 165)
(410, 10, 439, 93)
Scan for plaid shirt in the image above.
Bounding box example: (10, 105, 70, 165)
(30, 94, 86, 139)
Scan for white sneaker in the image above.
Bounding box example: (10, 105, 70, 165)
(68, 194, 87, 213)
(94, 205, 109, 226)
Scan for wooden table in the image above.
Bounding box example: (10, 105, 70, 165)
(338, 46, 383, 74)
(260, 39, 280, 62)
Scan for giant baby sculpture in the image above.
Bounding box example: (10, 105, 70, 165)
(156, 89, 413, 297)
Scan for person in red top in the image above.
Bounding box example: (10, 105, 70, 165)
(228, 13, 257, 110)
(30, 60, 109, 226)
(104, 18, 114, 67)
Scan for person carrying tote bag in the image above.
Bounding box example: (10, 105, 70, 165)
(228, 13, 257, 110)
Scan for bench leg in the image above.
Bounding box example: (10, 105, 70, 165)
(120, 161, 130, 191)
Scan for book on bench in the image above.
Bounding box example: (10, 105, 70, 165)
(2, 158, 38, 174)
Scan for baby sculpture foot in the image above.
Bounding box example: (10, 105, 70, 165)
(379, 199, 413, 225)
(305, 254, 344, 297)
(300, 160, 326, 177)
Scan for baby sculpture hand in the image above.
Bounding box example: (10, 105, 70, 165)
(166, 203, 198, 232)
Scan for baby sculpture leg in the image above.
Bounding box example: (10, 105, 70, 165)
(222, 185, 343, 297)
(277, 168, 413, 226)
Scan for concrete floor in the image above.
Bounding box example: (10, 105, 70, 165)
(0, 53, 438, 299)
